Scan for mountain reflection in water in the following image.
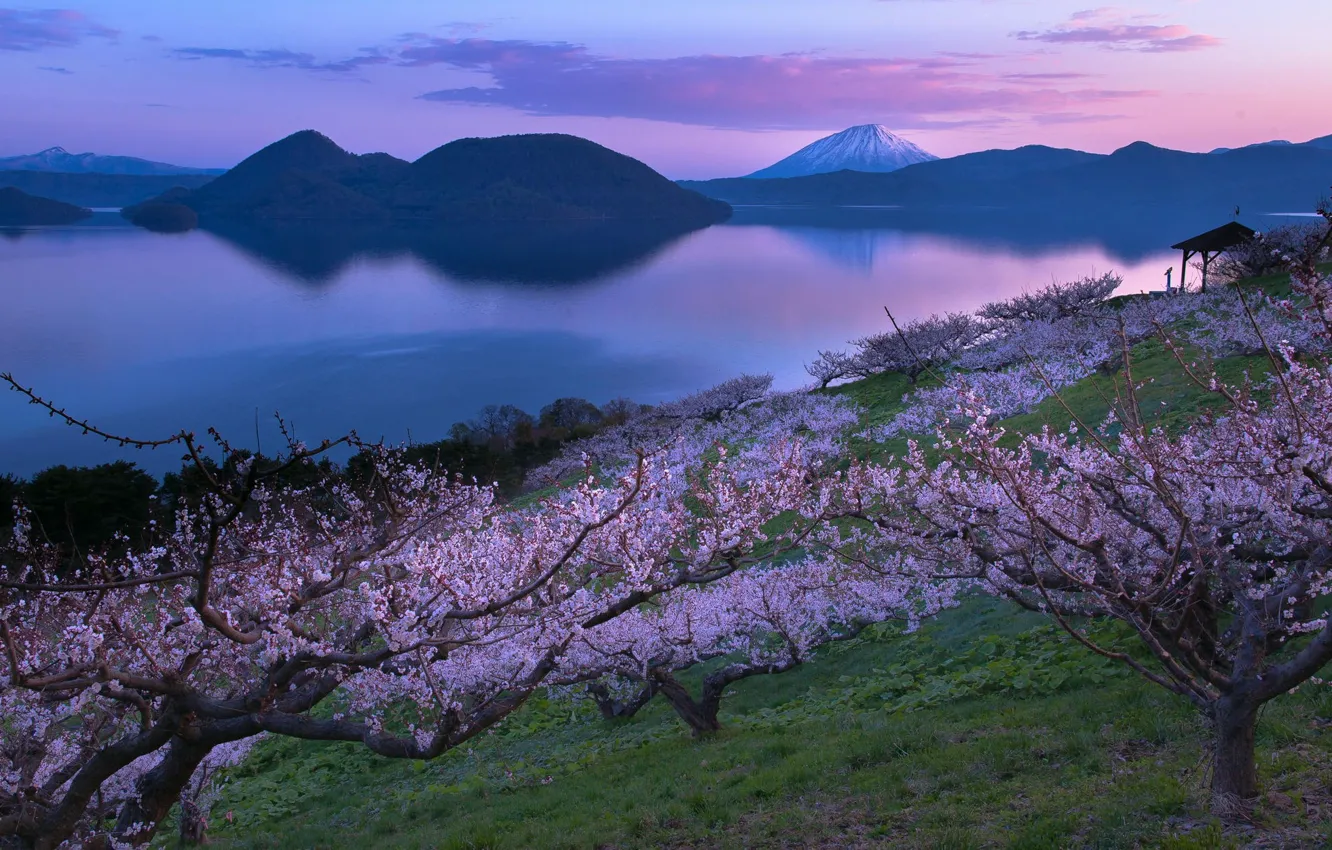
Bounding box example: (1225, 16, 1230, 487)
(0, 201, 1297, 475)
(201, 218, 706, 286)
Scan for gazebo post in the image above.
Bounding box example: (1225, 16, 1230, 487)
(1170, 222, 1256, 297)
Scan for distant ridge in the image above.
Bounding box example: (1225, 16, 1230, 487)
(747, 125, 937, 179)
(0, 146, 224, 176)
(1209, 134, 1332, 154)
(0, 186, 92, 225)
(680, 139, 1332, 214)
(0, 172, 217, 208)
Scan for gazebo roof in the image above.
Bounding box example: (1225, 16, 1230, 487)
(1171, 221, 1257, 253)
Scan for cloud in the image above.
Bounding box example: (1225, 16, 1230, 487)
(436, 21, 491, 36)
(171, 46, 390, 73)
(938, 51, 1003, 60)
(1031, 111, 1128, 124)
(403, 38, 1152, 130)
(37, 64, 70, 73)
(1002, 71, 1095, 81)
(1014, 8, 1221, 52)
(0, 8, 118, 51)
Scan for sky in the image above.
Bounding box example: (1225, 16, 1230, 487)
(1, 0, 1329, 179)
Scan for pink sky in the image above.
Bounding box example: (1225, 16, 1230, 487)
(1, 1, 1329, 178)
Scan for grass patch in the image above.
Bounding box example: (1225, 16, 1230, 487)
(201, 598, 1332, 849)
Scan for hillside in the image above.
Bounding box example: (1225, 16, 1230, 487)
(0, 171, 216, 207)
(197, 269, 1332, 848)
(747, 125, 937, 178)
(682, 140, 1332, 213)
(138, 130, 731, 227)
(7, 247, 1332, 848)
(0, 146, 223, 176)
(0, 186, 92, 225)
(202, 601, 1332, 849)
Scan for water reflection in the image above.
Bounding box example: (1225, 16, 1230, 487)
(728, 204, 1245, 265)
(203, 219, 706, 286)
(2, 204, 1226, 475)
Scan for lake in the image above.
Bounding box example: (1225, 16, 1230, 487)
(0, 205, 1267, 476)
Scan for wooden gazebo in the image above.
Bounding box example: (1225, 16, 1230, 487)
(1170, 221, 1256, 294)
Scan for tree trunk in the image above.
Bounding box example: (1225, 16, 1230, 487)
(178, 798, 207, 845)
(586, 681, 655, 720)
(1211, 696, 1259, 816)
(110, 739, 211, 846)
(651, 674, 722, 735)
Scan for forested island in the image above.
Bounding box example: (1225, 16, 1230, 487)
(124, 130, 731, 230)
(0, 187, 91, 226)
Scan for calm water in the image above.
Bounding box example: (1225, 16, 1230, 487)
(0, 207, 1238, 475)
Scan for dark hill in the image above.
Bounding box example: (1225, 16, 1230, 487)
(121, 188, 199, 232)
(399, 133, 729, 223)
(885, 144, 1101, 183)
(134, 131, 729, 228)
(0, 187, 92, 225)
(681, 140, 1332, 213)
(180, 130, 375, 218)
(1005, 141, 1332, 211)
(0, 172, 215, 208)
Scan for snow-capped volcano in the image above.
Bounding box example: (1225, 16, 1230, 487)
(0, 147, 222, 176)
(746, 125, 937, 179)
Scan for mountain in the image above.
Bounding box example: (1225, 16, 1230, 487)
(0, 187, 92, 225)
(133, 130, 731, 228)
(0, 146, 224, 176)
(173, 131, 399, 222)
(683, 144, 1101, 206)
(0, 172, 217, 207)
(681, 140, 1332, 215)
(1209, 140, 1293, 154)
(1210, 134, 1332, 154)
(400, 133, 729, 222)
(747, 125, 937, 178)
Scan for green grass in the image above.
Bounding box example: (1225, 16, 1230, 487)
(192, 273, 1332, 849)
(200, 598, 1332, 849)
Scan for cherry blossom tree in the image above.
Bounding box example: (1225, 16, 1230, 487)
(525, 377, 858, 489)
(0, 382, 850, 848)
(805, 349, 857, 389)
(562, 557, 956, 734)
(1212, 222, 1324, 285)
(848, 311, 983, 383)
(829, 209, 1332, 812)
(977, 272, 1122, 326)
(805, 274, 1121, 390)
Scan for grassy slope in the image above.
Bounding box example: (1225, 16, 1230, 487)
(204, 603, 1332, 850)
(199, 277, 1332, 849)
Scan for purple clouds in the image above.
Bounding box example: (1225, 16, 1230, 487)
(0, 7, 116, 51)
(172, 46, 390, 73)
(405, 38, 1151, 130)
(1014, 8, 1222, 53)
